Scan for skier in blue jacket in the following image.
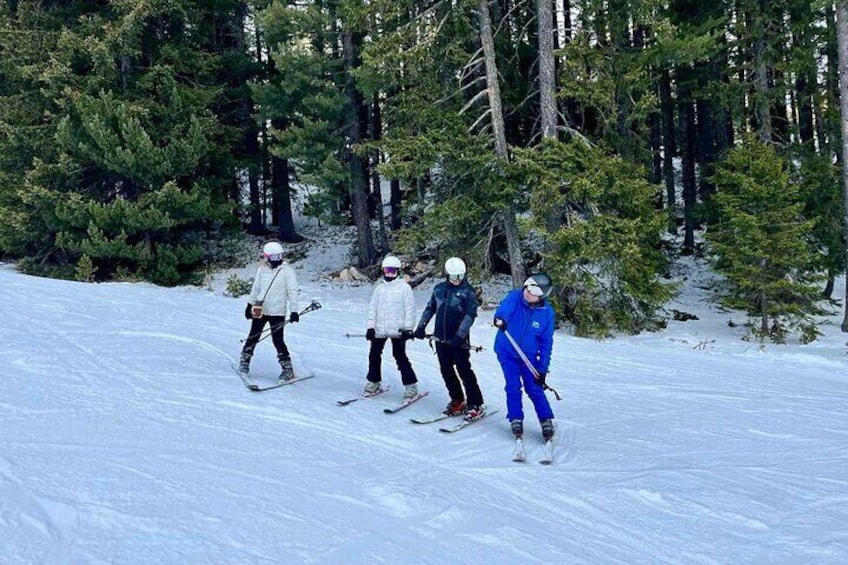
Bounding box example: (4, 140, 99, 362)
(414, 257, 484, 421)
(493, 273, 555, 441)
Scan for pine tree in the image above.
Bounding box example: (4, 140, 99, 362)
(516, 139, 673, 336)
(0, 1, 236, 284)
(706, 139, 824, 343)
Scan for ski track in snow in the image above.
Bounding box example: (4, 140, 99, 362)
(1, 267, 847, 563)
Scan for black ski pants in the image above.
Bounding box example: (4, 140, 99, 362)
(367, 337, 417, 385)
(435, 341, 483, 407)
(242, 315, 290, 360)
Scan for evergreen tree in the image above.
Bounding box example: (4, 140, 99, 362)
(256, 0, 375, 266)
(706, 139, 824, 343)
(0, 1, 239, 284)
(517, 139, 674, 336)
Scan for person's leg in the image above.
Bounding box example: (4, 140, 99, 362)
(520, 366, 554, 421)
(499, 356, 525, 421)
(390, 338, 417, 385)
(267, 316, 289, 359)
(454, 347, 484, 407)
(436, 343, 464, 402)
(241, 318, 267, 355)
(239, 318, 267, 371)
(366, 337, 388, 383)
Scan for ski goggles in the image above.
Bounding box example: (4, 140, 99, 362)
(263, 252, 284, 262)
(524, 283, 544, 297)
(382, 267, 399, 276)
(447, 273, 463, 281)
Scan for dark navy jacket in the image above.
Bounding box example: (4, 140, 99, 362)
(416, 279, 478, 341)
(493, 289, 555, 374)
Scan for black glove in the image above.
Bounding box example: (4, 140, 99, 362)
(400, 329, 413, 340)
(366, 328, 375, 341)
(448, 335, 465, 348)
(289, 312, 300, 324)
(413, 327, 427, 340)
(244, 303, 252, 320)
(535, 372, 547, 386)
(494, 317, 507, 332)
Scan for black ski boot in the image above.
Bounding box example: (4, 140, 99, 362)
(510, 419, 524, 439)
(238, 351, 252, 374)
(278, 353, 294, 381)
(541, 419, 554, 441)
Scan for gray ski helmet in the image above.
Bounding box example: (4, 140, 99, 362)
(523, 273, 552, 298)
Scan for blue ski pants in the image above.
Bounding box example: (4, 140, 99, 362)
(499, 355, 554, 422)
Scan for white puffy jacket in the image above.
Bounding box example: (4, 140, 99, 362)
(367, 277, 416, 336)
(248, 263, 299, 316)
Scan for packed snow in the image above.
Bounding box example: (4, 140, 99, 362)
(1, 227, 847, 564)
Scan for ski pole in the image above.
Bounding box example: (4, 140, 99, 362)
(344, 332, 403, 339)
(425, 335, 484, 353)
(501, 328, 562, 401)
(239, 300, 323, 344)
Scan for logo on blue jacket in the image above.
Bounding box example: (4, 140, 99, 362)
(532, 321, 540, 329)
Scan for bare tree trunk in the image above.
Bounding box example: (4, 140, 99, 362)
(389, 178, 402, 230)
(537, 0, 557, 140)
(342, 28, 376, 268)
(835, 1, 848, 332)
(677, 65, 697, 254)
(371, 97, 389, 254)
(752, 1, 772, 142)
(478, 0, 526, 286)
(660, 68, 677, 235)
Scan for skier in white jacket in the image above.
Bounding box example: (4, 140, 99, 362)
(239, 241, 300, 380)
(364, 255, 419, 399)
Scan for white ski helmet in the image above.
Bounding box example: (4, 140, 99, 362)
(262, 241, 284, 261)
(445, 257, 466, 279)
(381, 255, 402, 270)
(523, 272, 553, 298)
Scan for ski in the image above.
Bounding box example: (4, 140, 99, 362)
(512, 438, 527, 462)
(246, 374, 314, 392)
(337, 386, 391, 406)
(383, 391, 429, 414)
(438, 409, 499, 433)
(538, 440, 554, 465)
(409, 414, 452, 425)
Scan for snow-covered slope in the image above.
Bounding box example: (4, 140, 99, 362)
(1, 237, 846, 563)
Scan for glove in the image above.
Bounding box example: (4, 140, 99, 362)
(448, 335, 465, 348)
(494, 317, 507, 331)
(289, 312, 300, 324)
(535, 372, 547, 387)
(366, 328, 375, 341)
(244, 303, 252, 320)
(251, 305, 264, 319)
(413, 327, 427, 340)
(400, 329, 413, 340)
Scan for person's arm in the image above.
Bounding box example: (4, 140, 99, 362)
(493, 289, 518, 328)
(455, 287, 478, 339)
(285, 267, 300, 314)
(416, 291, 437, 331)
(248, 268, 262, 304)
(402, 284, 416, 330)
(537, 309, 555, 373)
(366, 285, 379, 329)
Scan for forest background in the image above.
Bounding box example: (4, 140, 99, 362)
(1, 0, 848, 343)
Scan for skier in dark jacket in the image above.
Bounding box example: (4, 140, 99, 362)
(414, 257, 485, 420)
(493, 273, 555, 441)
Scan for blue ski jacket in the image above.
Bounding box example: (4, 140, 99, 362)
(493, 289, 555, 374)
